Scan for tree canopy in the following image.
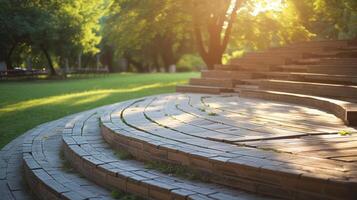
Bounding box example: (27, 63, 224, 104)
(0, 0, 356, 74)
(0, 0, 107, 75)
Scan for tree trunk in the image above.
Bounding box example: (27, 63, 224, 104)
(5, 44, 16, 70)
(193, 0, 242, 69)
(101, 46, 114, 72)
(78, 52, 82, 69)
(160, 36, 177, 72)
(124, 53, 146, 73)
(161, 47, 176, 72)
(42, 47, 57, 76)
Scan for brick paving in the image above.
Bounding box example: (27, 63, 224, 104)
(22, 114, 115, 200)
(1, 92, 356, 199)
(63, 107, 273, 200)
(0, 132, 34, 200)
(102, 93, 357, 200)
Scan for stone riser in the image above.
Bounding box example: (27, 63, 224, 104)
(201, 70, 254, 79)
(273, 66, 357, 75)
(189, 78, 235, 88)
(214, 65, 271, 71)
(100, 125, 288, 199)
(100, 123, 356, 200)
(258, 73, 357, 85)
(176, 85, 233, 94)
(291, 59, 357, 65)
(258, 81, 357, 100)
(62, 142, 181, 200)
(23, 165, 64, 200)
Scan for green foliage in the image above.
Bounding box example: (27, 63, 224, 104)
(338, 130, 351, 136)
(114, 149, 134, 160)
(145, 160, 209, 181)
(198, 107, 206, 112)
(292, 0, 357, 39)
(176, 54, 204, 72)
(208, 112, 218, 116)
(111, 190, 143, 200)
(2, 0, 356, 71)
(59, 150, 75, 172)
(103, 0, 192, 72)
(0, 0, 109, 73)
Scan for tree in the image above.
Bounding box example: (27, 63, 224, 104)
(103, 0, 193, 72)
(227, 0, 313, 52)
(0, 0, 108, 75)
(291, 0, 357, 39)
(188, 0, 245, 68)
(0, 0, 34, 70)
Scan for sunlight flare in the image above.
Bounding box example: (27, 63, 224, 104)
(251, 0, 286, 16)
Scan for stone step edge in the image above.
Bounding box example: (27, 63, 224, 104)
(189, 78, 236, 88)
(22, 155, 74, 200)
(21, 121, 91, 200)
(22, 116, 115, 200)
(254, 72, 357, 84)
(100, 115, 357, 200)
(0, 132, 34, 200)
(239, 89, 357, 126)
(61, 113, 265, 200)
(176, 85, 234, 94)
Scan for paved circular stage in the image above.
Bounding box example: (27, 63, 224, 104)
(1, 93, 356, 200)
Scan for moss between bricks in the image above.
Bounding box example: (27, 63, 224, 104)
(208, 112, 218, 116)
(113, 144, 210, 182)
(145, 160, 210, 182)
(59, 149, 75, 173)
(114, 149, 134, 160)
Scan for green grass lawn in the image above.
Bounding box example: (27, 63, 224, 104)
(0, 72, 198, 148)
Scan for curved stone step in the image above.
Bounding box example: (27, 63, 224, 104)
(273, 64, 357, 75)
(22, 114, 115, 200)
(189, 78, 236, 88)
(201, 70, 254, 79)
(0, 132, 34, 200)
(291, 58, 357, 65)
(62, 106, 273, 200)
(176, 85, 233, 94)
(253, 80, 357, 100)
(100, 93, 357, 200)
(239, 89, 357, 126)
(255, 72, 357, 85)
(214, 64, 270, 72)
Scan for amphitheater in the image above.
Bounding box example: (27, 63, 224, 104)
(1, 40, 357, 200)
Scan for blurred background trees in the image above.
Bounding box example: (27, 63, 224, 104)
(0, 0, 356, 75)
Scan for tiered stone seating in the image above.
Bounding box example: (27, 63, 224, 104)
(177, 39, 357, 125)
(177, 40, 355, 93)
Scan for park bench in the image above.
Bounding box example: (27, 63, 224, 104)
(0, 69, 47, 80)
